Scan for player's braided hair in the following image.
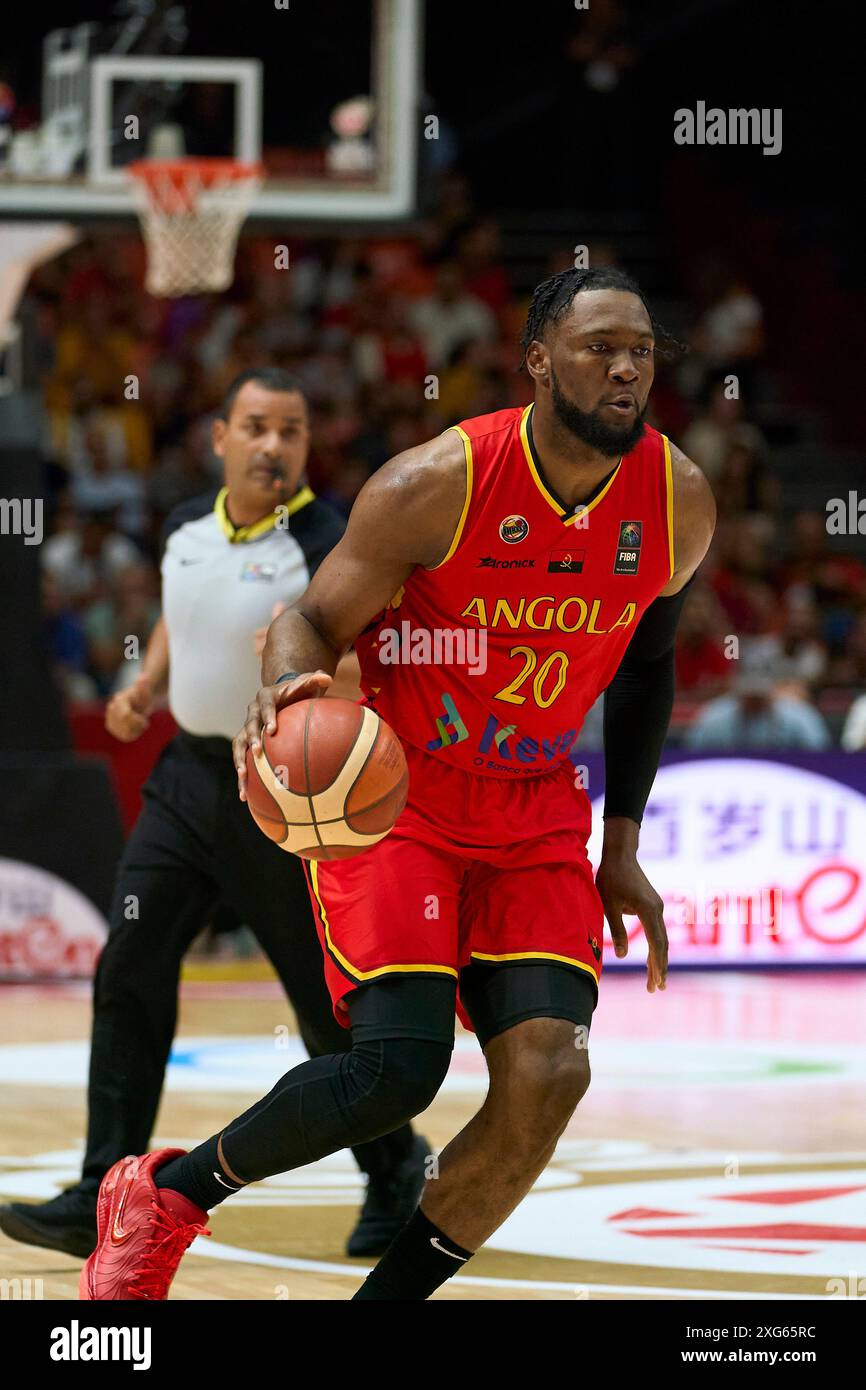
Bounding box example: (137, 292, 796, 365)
(519, 266, 686, 369)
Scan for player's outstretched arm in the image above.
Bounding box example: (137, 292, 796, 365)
(232, 430, 467, 797)
(596, 444, 716, 992)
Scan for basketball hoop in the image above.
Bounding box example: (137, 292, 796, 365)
(128, 158, 263, 297)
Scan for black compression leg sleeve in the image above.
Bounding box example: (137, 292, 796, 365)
(155, 1037, 451, 1210)
(155, 979, 456, 1210)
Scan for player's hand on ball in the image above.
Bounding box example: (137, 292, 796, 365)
(233, 671, 333, 801)
(105, 672, 154, 742)
(595, 853, 668, 994)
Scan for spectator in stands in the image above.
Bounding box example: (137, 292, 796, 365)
(675, 583, 733, 699)
(436, 339, 491, 425)
(563, 1, 640, 206)
(83, 564, 160, 697)
(681, 375, 766, 486)
(147, 417, 219, 523)
(410, 262, 496, 368)
(456, 219, 510, 317)
(826, 609, 866, 688)
(709, 516, 778, 636)
(51, 384, 129, 474)
(777, 509, 866, 611)
(472, 366, 513, 417)
(684, 672, 831, 750)
(740, 598, 828, 692)
(41, 571, 97, 703)
(776, 510, 866, 669)
(714, 438, 778, 516)
(841, 692, 866, 751)
(567, 0, 637, 92)
(381, 402, 431, 461)
(45, 290, 150, 472)
(41, 509, 142, 609)
(357, 297, 428, 386)
(420, 171, 476, 262)
(691, 273, 765, 373)
(70, 421, 147, 537)
(319, 458, 371, 519)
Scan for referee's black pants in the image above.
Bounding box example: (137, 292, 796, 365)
(80, 731, 414, 1189)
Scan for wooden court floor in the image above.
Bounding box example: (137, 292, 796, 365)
(1, 967, 864, 1300)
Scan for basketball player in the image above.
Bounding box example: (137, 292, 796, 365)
(0, 369, 425, 1265)
(80, 269, 716, 1301)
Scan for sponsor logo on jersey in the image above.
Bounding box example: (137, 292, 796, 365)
(425, 693, 579, 771)
(614, 520, 642, 575)
(427, 693, 470, 749)
(499, 514, 530, 544)
(548, 549, 586, 574)
(478, 556, 536, 569)
(475, 715, 577, 765)
(240, 561, 277, 582)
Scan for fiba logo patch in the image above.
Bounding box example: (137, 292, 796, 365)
(614, 520, 642, 575)
(499, 514, 529, 544)
(240, 561, 277, 582)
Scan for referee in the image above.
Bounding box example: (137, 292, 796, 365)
(0, 369, 425, 1260)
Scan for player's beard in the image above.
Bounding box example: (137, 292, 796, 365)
(550, 365, 646, 457)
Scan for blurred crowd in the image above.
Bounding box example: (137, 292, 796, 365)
(25, 172, 866, 751)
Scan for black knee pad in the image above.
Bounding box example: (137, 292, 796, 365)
(348, 1036, 453, 1140)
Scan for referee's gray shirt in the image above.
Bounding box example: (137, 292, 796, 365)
(160, 485, 344, 739)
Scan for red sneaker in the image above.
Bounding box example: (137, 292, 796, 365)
(79, 1149, 210, 1300)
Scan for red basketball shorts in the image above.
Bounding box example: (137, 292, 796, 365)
(303, 740, 604, 1031)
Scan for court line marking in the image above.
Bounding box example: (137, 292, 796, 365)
(189, 1237, 822, 1298)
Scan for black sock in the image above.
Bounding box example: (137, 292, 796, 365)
(352, 1208, 473, 1300)
(154, 1134, 247, 1211)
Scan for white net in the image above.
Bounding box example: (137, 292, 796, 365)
(129, 161, 263, 298)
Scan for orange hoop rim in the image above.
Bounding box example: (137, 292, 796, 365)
(127, 157, 264, 186)
(127, 158, 264, 217)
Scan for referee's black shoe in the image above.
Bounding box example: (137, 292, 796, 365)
(346, 1133, 430, 1257)
(0, 1185, 98, 1260)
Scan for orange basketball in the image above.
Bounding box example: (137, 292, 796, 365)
(245, 698, 409, 860)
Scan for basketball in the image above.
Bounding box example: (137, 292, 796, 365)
(245, 698, 409, 859)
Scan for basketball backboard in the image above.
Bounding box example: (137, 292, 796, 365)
(0, 0, 422, 223)
(0, 222, 79, 393)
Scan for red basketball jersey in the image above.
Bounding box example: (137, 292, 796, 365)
(355, 403, 675, 778)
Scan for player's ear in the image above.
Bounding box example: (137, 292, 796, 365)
(524, 340, 549, 385)
(212, 416, 227, 457)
